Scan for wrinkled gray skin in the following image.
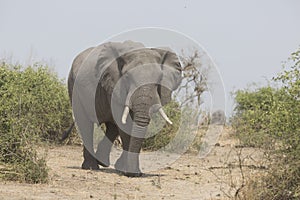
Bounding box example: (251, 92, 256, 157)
(68, 41, 182, 177)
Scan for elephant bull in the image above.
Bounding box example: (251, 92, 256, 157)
(68, 41, 182, 177)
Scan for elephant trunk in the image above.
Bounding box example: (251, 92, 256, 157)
(121, 86, 172, 126)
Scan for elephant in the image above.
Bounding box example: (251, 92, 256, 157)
(68, 40, 182, 177)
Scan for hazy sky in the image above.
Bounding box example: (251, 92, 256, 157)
(1, 0, 300, 115)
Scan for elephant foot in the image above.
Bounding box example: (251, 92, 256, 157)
(115, 163, 143, 177)
(81, 160, 100, 170)
(114, 152, 142, 177)
(95, 150, 110, 167)
(121, 171, 143, 177)
(97, 159, 109, 168)
(82, 147, 100, 170)
(95, 137, 114, 168)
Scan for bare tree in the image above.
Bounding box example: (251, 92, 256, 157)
(175, 50, 210, 108)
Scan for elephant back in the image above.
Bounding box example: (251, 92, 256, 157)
(75, 41, 145, 88)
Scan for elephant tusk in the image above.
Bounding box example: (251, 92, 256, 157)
(159, 108, 173, 125)
(121, 106, 130, 124)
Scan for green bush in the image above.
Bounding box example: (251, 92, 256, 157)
(232, 48, 300, 199)
(0, 62, 73, 183)
(0, 63, 73, 141)
(232, 86, 280, 148)
(142, 100, 181, 151)
(142, 101, 203, 153)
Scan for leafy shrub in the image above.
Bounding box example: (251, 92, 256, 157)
(232, 86, 280, 148)
(142, 101, 203, 153)
(0, 62, 73, 183)
(232, 48, 300, 199)
(0, 63, 73, 141)
(142, 101, 181, 151)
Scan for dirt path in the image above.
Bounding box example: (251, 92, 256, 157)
(0, 128, 265, 200)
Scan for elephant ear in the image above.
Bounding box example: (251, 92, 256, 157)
(153, 48, 182, 106)
(100, 59, 122, 96)
(98, 41, 144, 94)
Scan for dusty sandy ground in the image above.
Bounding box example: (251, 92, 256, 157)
(0, 127, 266, 200)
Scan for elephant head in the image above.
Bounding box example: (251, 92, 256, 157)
(105, 47, 182, 129)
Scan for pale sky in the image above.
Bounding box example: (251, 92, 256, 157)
(1, 0, 300, 116)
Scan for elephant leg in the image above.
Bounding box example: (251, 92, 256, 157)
(75, 115, 99, 170)
(95, 122, 119, 167)
(115, 125, 147, 177)
(115, 130, 135, 176)
(82, 146, 99, 170)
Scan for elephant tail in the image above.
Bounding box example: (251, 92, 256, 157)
(60, 122, 75, 142)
